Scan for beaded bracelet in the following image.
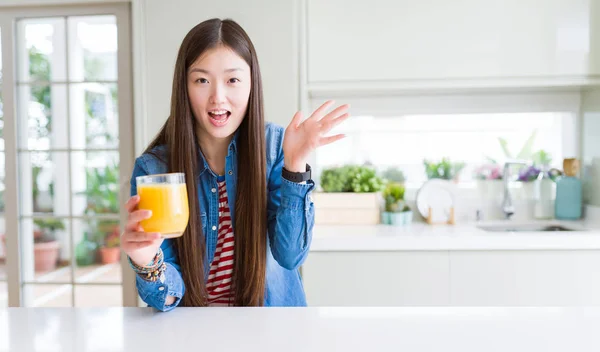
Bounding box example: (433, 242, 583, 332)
(128, 249, 166, 283)
(128, 248, 163, 272)
(142, 262, 166, 283)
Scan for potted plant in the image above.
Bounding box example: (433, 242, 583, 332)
(98, 223, 121, 264)
(381, 183, 412, 226)
(75, 231, 98, 267)
(517, 165, 542, 200)
(473, 162, 504, 200)
(80, 163, 120, 264)
(33, 218, 64, 272)
(314, 165, 385, 225)
(381, 167, 406, 185)
(423, 158, 465, 182)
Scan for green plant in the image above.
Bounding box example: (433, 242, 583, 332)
(320, 167, 350, 192)
(83, 163, 120, 215)
(80, 163, 120, 248)
(29, 47, 52, 128)
(27, 45, 110, 211)
(490, 131, 554, 179)
(104, 230, 120, 248)
(497, 130, 537, 161)
(381, 167, 406, 183)
(382, 183, 409, 213)
(320, 165, 385, 193)
(532, 149, 552, 167)
(423, 158, 465, 180)
(33, 218, 65, 243)
(95, 219, 120, 248)
(350, 167, 385, 193)
(28, 47, 55, 213)
(493, 131, 552, 166)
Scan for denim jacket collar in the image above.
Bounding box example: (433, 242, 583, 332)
(197, 129, 239, 176)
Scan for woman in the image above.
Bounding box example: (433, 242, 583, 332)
(121, 18, 349, 310)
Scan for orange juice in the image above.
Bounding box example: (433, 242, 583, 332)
(137, 183, 189, 238)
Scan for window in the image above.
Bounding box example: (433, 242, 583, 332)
(317, 111, 574, 189)
(312, 92, 580, 192)
(0, 4, 133, 307)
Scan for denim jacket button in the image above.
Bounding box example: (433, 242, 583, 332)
(228, 170, 233, 175)
(158, 286, 165, 291)
(212, 225, 217, 231)
(211, 188, 216, 193)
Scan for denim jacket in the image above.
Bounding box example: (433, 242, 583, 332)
(129, 122, 315, 311)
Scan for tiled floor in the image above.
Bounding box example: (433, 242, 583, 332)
(0, 263, 123, 307)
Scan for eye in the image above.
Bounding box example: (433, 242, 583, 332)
(228, 78, 240, 83)
(196, 78, 209, 84)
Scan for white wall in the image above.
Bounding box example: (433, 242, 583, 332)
(582, 89, 600, 163)
(581, 88, 600, 206)
(137, 0, 299, 153)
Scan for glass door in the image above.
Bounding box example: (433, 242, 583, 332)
(0, 3, 136, 307)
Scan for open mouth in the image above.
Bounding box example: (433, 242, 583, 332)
(208, 110, 231, 127)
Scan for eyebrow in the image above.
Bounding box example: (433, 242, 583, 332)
(188, 68, 244, 74)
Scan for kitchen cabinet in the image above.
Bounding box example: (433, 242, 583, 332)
(449, 251, 600, 306)
(302, 251, 450, 306)
(302, 250, 600, 306)
(307, 0, 597, 87)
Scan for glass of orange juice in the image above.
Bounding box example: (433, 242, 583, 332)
(136, 173, 189, 238)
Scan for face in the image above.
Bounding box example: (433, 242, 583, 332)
(187, 45, 252, 142)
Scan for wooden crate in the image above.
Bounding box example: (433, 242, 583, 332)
(313, 192, 381, 225)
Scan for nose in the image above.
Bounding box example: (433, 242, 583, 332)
(209, 82, 226, 104)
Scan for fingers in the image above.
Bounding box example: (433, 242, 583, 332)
(289, 111, 304, 129)
(308, 100, 335, 121)
(126, 241, 160, 250)
(124, 195, 140, 213)
(321, 113, 350, 133)
(125, 209, 152, 232)
(321, 104, 349, 122)
(122, 231, 161, 243)
(128, 209, 152, 223)
(319, 134, 346, 147)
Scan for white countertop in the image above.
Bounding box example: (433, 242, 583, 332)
(1, 307, 599, 351)
(311, 220, 600, 251)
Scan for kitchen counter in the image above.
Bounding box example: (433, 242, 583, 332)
(311, 220, 600, 251)
(1, 307, 600, 351)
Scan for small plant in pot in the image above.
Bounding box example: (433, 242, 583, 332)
(315, 165, 386, 225)
(98, 222, 121, 265)
(423, 157, 466, 182)
(381, 183, 413, 226)
(320, 165, 385, 193)
(473, 162, 504, 200)
(473, 163, 503, 181)
(33, 218, 64, 272)
(381, 167, 406, 185)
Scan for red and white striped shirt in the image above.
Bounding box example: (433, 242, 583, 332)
(206, 179, 235, 306)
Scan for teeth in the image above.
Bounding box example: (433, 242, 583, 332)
(210, 110, 228, 116)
